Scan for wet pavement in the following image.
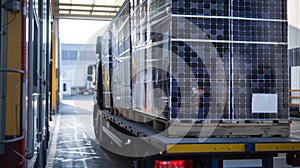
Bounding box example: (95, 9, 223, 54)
(46, 95, 129, 168)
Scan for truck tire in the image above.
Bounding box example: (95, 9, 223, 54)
(130, 150, 157, 168)
(128, 141, 144, 168)
(141, 154, 157, 168)
(130, 155, 156, 168)
(286, 153, 295, 165)
(130, 158, 141, 168)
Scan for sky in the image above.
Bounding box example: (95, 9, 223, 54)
(59, 19, 110, 44)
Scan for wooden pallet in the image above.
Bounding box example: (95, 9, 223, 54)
(166, 120, 290, 138)
(110, 108, 290, 138)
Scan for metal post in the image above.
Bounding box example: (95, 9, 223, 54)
(0, 0, 8, 155)
(26, 0, 34, 159)
(36, 1, 44, 166)
(56, 36, 60, 114)
(45, 0, 51, 148)
(38, 0, 44, 141)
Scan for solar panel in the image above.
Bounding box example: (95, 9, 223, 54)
(108, 0, 288, 121)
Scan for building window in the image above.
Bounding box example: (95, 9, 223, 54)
(79, 51, 96, 60)
(61, 50, 78, 61)
(69, 51, 77, 60)
(63, 83, 67, 92)
(289, 48, 300, 66)
(61, 51, 69, 60)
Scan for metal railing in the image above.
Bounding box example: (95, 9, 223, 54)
(0, 68, 24, 149)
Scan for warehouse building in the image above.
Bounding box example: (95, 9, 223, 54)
(60, 44, 96, 96)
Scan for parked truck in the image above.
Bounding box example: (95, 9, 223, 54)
(87, 0, 300, 167)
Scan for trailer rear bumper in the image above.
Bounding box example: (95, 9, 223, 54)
(98, 110, 300, 167)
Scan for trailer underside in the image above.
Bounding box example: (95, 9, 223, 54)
(94, 109, 300, 168)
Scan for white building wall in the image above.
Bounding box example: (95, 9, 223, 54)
(288, 0, 300, 50)
(60, 44, 96, 96)
(291, 66, 300, 105)
(73, 61, 92, 87)
(60, 64, 74, 95)
(288, 0, 300, 96)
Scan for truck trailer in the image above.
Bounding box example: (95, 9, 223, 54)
(87, 0, 300, 167)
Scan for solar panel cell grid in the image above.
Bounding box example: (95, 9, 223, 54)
(106, 0, 288, 121)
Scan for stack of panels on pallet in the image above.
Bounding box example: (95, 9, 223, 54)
(131, 0, 171, 117)
(169, 0, 288, 120)
(102, 0, 288, 121)
(112, 2, 131, 109)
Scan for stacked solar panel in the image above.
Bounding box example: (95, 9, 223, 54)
(167, 0, 288, 120)
(106, 0, 288, 121)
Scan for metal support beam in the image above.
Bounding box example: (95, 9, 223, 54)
(55, 14, 113, 20)
(26, 0, 34, 159)
(53, 1, 122, 20)
(45, 0, 51, 148)
(58, 3, 120, 8)
(56, 35, 60, 114)
(59, 8, 117, 13)
(38, 0, 44, 142)
(0, 0, 8, 155)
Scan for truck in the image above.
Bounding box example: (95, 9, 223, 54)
(0, 0, 55, 167)
(87, 0, 300, 167)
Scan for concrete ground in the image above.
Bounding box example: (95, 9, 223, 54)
(46, 95, 130, 168)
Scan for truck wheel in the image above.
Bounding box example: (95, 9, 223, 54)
(130, 155, 154, 168)
(286, 153, 295, 165)
(141, 155, 157, 168)
(130, 158, 141, 168)
(128, 141, 143, 168)
(193, 157, 211, 168)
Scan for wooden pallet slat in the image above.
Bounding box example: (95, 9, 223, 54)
(108, 108, 291, 138)
(290, 104, 300, 107)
